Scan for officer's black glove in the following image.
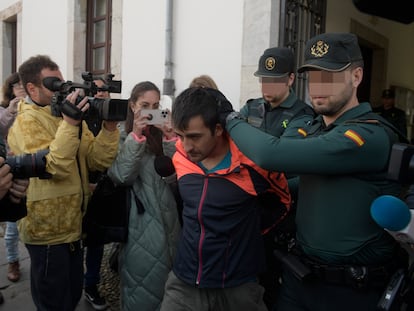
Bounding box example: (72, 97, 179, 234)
(202, 88, 234, 127)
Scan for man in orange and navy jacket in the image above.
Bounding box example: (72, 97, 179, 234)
(160, 87, 291, 311)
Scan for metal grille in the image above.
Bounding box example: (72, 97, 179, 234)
(279, 0, 326, 101)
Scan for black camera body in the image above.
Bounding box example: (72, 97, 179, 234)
(0, 144, 51, 180)
(43, 72, 128, 121)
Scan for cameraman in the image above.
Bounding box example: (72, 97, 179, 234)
(0, 137, 29, 305)
(7, 55, 120, 311)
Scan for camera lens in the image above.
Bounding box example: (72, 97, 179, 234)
(5, 150, 51, 179)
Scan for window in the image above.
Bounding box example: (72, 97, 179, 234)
(86, 0, 112, 75)
(2, 17, 17, 74)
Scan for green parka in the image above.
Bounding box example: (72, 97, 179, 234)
(107, 131, 181, 311)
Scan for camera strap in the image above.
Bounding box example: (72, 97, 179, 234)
(77, 123, 84, 212)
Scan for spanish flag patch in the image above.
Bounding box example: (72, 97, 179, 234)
(344, 129, 365, 146)
(297, 128, 307, 137)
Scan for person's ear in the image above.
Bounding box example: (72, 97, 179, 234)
(287, 73, 295, 87)
(215, 123, 225, 137)
(130, 101, 137, 113)
(26, 82, 37, 97)
(351, 67, 363, 88)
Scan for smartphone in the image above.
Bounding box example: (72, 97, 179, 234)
(141, 109, 171, 125)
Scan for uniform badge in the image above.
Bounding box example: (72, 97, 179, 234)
(311, 40, 329, 58)
(265, 57, 276, 71)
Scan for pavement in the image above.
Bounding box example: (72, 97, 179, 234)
(0, 223, 99, 311)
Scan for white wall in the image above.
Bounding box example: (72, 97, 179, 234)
(120, 0, 244, 109)
(4, 0, 244, 109)
(4, 0, 414, 110)
(21, 0, 71, 78)
(0, 0, 18, 11)
(240, 0, 273, 106)
(173, 0, 243, 107)
(120, 0, 167, 102)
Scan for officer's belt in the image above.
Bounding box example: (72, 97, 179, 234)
(301, 256, 398, 289)
(296, 251, 407, 290)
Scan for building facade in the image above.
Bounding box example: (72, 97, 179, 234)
(1, 0, 414, 118)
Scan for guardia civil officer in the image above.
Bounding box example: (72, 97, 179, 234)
(374, 88, 407, 138)
(240, 47, 315, 310)
(221, 33, 409, 311)
(240, 47, 314, 136)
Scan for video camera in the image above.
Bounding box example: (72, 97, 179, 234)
(0, 144, 51, 179)
(43, 72, 128, 121)
(387, 143, 414, 184)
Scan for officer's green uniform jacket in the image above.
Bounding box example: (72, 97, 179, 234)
(239, 90, 315, 137)
(227, 102, 401, 265)
(240, 90, 315, 197)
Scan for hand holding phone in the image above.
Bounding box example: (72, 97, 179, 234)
(141, 109, 171, 125)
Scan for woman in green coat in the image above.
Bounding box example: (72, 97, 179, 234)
(107, 81, 181, 311)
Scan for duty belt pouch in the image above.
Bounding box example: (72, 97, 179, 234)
(274, 249, 313, 281)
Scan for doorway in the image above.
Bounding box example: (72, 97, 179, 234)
(351, 20, 388, 108)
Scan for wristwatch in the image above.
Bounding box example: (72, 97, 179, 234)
(225, 111, 246, 124)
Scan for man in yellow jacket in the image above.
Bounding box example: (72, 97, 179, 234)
(7, 55, 120, 311)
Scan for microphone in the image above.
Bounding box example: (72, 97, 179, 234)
(42, 77, 65, 92)
(370, 195, 414, 244)
(154, 155, 183, 226)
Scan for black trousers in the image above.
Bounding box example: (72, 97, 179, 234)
(274, 268, 385, 311)
(26, 242, 83, 311)
(259, 231, 282, 310)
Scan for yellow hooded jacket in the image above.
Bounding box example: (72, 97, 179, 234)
(7, 100, 119, 245)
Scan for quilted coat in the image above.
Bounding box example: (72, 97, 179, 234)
(107, 131, 181, 311)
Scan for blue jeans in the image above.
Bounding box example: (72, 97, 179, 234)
(84, 244, 104, 287)
(4, 222, 19, 263)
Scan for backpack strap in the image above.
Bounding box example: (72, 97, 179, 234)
(345, 112, 409, 144)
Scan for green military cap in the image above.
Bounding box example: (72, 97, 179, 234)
(254, 47, 294, 78)
(382, 89, 395, 99)
(298, 33, 363, 73)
